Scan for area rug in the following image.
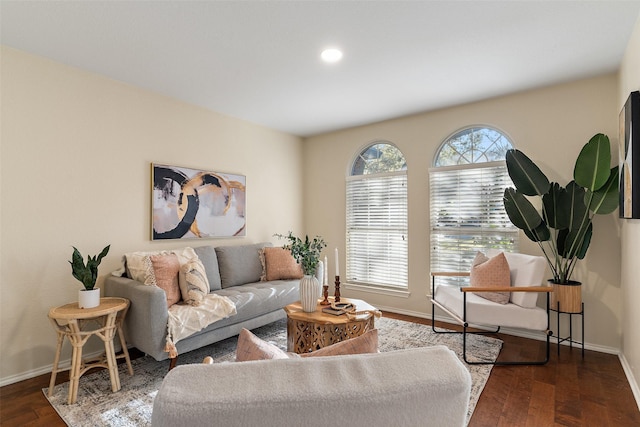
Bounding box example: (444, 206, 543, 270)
(44, 317, 502, 426)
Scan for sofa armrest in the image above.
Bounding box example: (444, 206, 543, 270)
(104, 275, 169, 360)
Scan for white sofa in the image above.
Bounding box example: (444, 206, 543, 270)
(151, 346, 472, 427)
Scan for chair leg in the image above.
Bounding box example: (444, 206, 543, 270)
(463, 326, 552, 366)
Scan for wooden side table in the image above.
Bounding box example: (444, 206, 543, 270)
(47, 297, 133, 404)
(284, 297, 378, 354)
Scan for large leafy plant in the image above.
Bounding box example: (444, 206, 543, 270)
(503, 134, 618, 284)
(69, 245, 110, 290)
(275, 232, 326, 276)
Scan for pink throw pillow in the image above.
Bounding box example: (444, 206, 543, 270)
(262, 247, 303, 281)
(148, 253, 181, 308)
(300, 329, 378, 357)
(470, 252, 511, 304)
(235, 328, 290, 362)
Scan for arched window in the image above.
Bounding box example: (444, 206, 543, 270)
(430, 127, 518, 285)
(346, 142, 408, 290)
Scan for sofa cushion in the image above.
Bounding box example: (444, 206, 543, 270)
(470, 252, 510, 305)
(215, 243, 272, 288)
(262, 247, 303, 281)
(148, 253, 181, 308)
(193, 245, 222, 291)
(178, 258, 210, 306)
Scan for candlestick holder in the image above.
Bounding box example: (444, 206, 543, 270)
(320, 285, 330, 305)
(334, 275, 341, 302)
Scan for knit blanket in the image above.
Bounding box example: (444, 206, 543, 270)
(164, 294, 237, 357)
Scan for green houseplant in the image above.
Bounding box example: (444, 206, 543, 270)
(69, 245, 110, 308)
(503, 133, 618, 312)
(275, 232, 326, 276)
(276, 232, 326, 312)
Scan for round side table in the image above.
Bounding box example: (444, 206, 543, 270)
(284, 297, 377, 354)
(47, 297, 133, 404)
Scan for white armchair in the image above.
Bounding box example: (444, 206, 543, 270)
(430, 250, 553, 365)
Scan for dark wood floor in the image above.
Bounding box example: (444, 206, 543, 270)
(1, 313, 639, 426)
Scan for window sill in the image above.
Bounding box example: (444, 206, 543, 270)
(344, 282, 410, 298)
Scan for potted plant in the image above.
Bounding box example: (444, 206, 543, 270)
(503, 133, 618, 312)
(69, 245, 110, 308)
(276, 232, 326, 312)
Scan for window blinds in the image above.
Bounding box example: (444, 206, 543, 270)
(429, 162, 518, 286)
(346, 171, 408, 288)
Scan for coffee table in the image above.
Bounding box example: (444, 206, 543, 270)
(284, 297, 378, 354)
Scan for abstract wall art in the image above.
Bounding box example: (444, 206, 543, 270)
(152, 163, 246, 239)
(619, 91, 640, 219)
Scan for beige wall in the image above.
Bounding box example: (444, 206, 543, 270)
(304, 74, 622, 350)
(0, 47, 304, 384)
(619, 14, 640, 400)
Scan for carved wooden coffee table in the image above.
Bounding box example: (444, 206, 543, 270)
(284, 297, 378, 354)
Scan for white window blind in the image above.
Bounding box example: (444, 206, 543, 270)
(430, 161, 518, 286)
(346, 171, 408, 288)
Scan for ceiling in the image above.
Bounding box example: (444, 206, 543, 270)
(2, 1, 640, 137)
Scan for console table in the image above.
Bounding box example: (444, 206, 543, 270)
(47, 297, 133, 404)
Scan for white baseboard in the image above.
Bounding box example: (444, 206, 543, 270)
(0, 348, 105, 388)
(619, 353, 640, 412)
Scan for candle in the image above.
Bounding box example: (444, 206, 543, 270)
(335, 248, 339, 276)
(324, 256, 328, 285)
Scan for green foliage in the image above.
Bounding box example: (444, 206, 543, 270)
(275, 232, 326, 276)
(503, 134, 618, 284)
(69, 245, 110, 290)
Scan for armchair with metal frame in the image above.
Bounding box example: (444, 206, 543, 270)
(430, 250, 553, 366)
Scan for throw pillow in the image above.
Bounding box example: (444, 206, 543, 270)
(300, 329, 378, 357)
(193, 245, 222, 291)
(147, 253, 181, 308)
(124, 247, 199, 283)
(235, 328, 290, 362)
(469, 252, 511, 304)
(216, 242, 272, 288)
(178, 258, 210, 306)
(262, 247, 303, 281)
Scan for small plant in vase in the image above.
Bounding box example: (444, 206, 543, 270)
(69, 245, 110, 308)
(275, 232, 326, 312)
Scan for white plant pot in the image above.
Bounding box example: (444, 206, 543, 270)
(299, 275, 320, 312)
(78, 288, 100, 309)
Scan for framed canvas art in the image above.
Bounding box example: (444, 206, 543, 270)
(152, 163, 246, 239)
(619, 91, 640, 219)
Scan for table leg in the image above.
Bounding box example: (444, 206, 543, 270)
(116, 325, 133, 376)
(68, 336, 83, 404)
(47, 330, 65, 397)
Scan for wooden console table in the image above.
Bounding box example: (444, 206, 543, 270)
(284, 297, 377, 354)
(47, 297, 133, 404)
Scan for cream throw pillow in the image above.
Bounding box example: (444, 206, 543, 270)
(470, 252, 511, 304)
(178, 258, 210, 306)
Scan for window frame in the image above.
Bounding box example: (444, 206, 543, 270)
(345, 142, 409, 296)
(429, 126, 518, 286)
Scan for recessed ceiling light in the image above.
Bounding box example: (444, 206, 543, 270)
(321, 48, 343, 63)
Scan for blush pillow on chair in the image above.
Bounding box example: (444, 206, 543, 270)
(470, 252, 511, 304)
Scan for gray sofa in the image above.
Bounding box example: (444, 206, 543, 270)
(104, 242, 314, 362)
(151, 346, 472, 427)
